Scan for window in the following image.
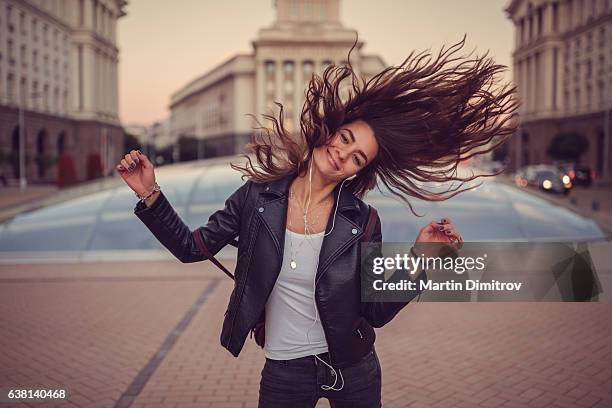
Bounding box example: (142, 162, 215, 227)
(265, 60, 275, 75)
(43, 84, 49, 110)
(20, 77, 26, 105)
(32, 18, 38, 41)
(6, 5, 14, 32)
(302, 60, 314, 80)
(33, 50, 38, 71)
(20, 10, 26, 35)
(537, 7, 543, 36)
(54, 87, 59, 112)
(7, 73, 15, 103)
(283, 61, 294, 76)
(33, 81, 39, 108)
(575, 88, 580, 111)
(586, 59, 592, 78)
(8, 40, 14, 65)
(587, 31, 593, 52)
(20, 44, 26, 67)
(586, 84, 592, 109)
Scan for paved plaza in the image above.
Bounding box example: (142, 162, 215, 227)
(1, 259, 611, 408)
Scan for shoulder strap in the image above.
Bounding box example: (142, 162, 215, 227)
(192, 228, 236, 280)
(360, 205, 378, 243)
(190, 179, 256, 281)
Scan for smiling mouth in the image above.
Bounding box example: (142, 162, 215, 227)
(327, 148, 340, 171)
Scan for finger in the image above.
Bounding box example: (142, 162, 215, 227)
(129, 150, 141, 165)
(123, 154, 136, 171)
(135, 150, 152, 168)
(121, 158, 134, 172)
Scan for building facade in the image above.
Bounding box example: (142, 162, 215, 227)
(168, 0, 386, 158)
(0, 0, 126, 185)
(505, 0, 612, 178)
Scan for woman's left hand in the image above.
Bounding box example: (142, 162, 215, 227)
(413, 217, 463, 257)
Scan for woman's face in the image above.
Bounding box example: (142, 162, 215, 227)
(312, 119, 379, 181)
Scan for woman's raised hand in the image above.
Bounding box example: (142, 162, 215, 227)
(116, 149, 156, 197)
(413, 217, 463, 257)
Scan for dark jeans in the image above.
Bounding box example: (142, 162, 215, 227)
(258, 345, 382, 407)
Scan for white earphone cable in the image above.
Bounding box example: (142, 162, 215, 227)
(301, 157, 352, 392)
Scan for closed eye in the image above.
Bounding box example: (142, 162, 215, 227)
(342, 128, 369, 166)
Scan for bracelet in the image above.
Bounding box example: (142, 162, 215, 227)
(135, 182, 160, 201)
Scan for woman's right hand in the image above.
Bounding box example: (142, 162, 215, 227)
(116, 150, 156, 197)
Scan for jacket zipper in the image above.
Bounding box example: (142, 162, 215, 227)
(226, 207, 260, 342)
(313, 229, 365, 368)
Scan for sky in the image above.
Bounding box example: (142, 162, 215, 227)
(118, 0, 515, 125)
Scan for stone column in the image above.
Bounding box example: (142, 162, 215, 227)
(294, 59, 302, 132)
(545, 3, 556, 35)
(275, 58, 283, 108)
(542, 47, 554, 113)
(255, 59, 265, 120)
(82, 44, 95, 112)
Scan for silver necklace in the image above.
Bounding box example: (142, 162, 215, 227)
(287, 189, 330, 269)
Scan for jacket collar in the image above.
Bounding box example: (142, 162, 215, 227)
(261, 172, 361, 215)
(257, 171, 365, 281)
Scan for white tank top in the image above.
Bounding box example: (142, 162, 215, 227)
(263, 228, 329, 360)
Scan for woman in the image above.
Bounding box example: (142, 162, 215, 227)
(117, 35, 518, 407)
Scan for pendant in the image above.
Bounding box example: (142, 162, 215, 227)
(290, 260, 297, 269)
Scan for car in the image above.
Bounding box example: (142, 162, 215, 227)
(555, 162, 595, 187)
(514, 165, 572, 195)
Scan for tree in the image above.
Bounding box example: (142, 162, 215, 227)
(123, 131, 141, 153)
(178, 135, 199, 161)
(57, 153, 77, 187)
(546, 131, 589, 164)
(491, 140, 509, 162)
(86, 153, 103, 180)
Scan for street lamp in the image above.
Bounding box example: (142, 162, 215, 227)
(18, 91, 42, 190)
(604, 75, 610, 178)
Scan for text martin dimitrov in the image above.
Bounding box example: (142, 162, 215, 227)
(373, 279, 523, 291)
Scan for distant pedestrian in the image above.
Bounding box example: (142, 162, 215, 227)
(119, 33, 518, 407)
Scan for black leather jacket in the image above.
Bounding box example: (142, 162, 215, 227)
(134, 172, 427, 369)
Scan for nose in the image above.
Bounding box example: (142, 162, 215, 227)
(336, 148, 348, 162)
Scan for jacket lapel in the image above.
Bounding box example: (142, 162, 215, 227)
(256, 172, 364, 283)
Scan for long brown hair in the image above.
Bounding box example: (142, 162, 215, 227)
(231, 33, 520, 216)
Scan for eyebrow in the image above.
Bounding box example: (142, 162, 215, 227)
(343, 128, 369, 164)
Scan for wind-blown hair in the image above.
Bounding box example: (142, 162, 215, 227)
(231, 33, 520, 216)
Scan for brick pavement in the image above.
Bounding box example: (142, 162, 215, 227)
(1, 260, 611, 407)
